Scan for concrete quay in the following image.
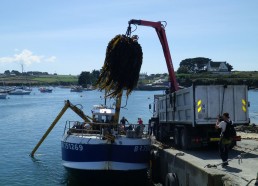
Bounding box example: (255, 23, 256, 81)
(152, 139, 258, 186)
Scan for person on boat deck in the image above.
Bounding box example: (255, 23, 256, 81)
(120, 116, 129, 129)
(92, 115, 97, 122)
(128, 124, 133, 130)
(137, 118, 143, 125)
(148, 119, 154, 136)
(215, 112, 233, 167)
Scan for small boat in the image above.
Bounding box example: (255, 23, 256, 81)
(0, 93, 8, 99)
(61, 103, 151, 171)
(70, 86, 83, 92)
(9, 89, 31, 95)
(39, 87, 53, 93)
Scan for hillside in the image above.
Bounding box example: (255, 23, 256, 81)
(0, 74, 78, 86)
(176, 71, 258, 88)
(1, 71, 258, 88)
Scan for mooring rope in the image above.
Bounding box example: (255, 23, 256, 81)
(204, 146, 258, 168)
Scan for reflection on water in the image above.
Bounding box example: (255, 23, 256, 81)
(62, 169, 152, 186)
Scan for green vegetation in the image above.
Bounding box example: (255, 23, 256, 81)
(78, 70, 100, 88)
(1, 75, 78, 86)
(177, 57, 233, 73)
(1, 71, 258, 89)
(176, 71, 258, 88)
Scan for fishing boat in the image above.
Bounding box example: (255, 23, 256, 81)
(31, 97, 151, 172)
(61, 103, 151, 171)
(31, 20, 151, 172)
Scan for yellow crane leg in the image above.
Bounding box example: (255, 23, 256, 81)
(30, 102, 69, 157)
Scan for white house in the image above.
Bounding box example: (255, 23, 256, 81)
(139, 73, 148, 80)
(207, 61, 229, 72)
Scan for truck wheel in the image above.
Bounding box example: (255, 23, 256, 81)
(165, 172, 179, 186)
(181, 128, 190, 150)
(174, 128, 181, 148)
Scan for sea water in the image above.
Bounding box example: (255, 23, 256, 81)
(0, 88, 160, 186)
(0, 88, 257, 186)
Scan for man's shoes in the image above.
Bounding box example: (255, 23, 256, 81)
(222, 162, 229, 167)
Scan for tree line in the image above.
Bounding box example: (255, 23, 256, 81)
(78, 70, 100, 87)
(77, 57, 235, 87)
(177, 57, 233, 74)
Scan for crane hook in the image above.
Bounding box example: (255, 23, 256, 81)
(126, 23, 137, 37)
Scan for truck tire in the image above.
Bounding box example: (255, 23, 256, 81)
(181, 128, 190, 150)
(165, 173, 179, 186)
(174, 128, 181, 148)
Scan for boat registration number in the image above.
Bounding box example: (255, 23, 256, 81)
(134, 145, 150, 152)
(62, 142, 83, 151)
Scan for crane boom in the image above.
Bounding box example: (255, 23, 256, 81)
(127, 19, 179, 92)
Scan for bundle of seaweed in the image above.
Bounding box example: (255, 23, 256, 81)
(96, 34, 143, 98)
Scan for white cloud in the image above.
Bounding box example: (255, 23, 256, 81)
(0, 49, 56, 65)
(45, 56, 56, 63)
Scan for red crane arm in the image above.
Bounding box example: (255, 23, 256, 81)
(128, 19, 179, 92)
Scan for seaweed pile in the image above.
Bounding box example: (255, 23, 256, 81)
(96, 35, 143, 98)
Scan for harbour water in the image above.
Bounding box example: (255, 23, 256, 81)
(0, 87, 160, 186)
(0, 88, 257, 186)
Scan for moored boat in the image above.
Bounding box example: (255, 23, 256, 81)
(9, 89, 31, 95)
(70, 86, 83, 92)
(61, 104, 151, 171)
(31, 100, 151, 172)
(39, 87, 53, 93)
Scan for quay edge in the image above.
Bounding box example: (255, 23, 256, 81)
(151, 142, 258, 186)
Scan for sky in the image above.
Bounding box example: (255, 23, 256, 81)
(0, 0, 257, 75)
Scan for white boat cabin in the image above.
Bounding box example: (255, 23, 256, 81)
(91, 105, 115, 123)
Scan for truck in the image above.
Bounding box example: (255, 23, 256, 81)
(126, 19, 249, 149)
(151, 84, 249, 149)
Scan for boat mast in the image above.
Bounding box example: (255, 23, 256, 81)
(104, 89, 107, 106)
(113, 91, 122, 124)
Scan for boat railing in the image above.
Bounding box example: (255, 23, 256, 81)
(123, 124, 149, 138)
(64, 121, 103, 138)
(64, 121, 150, 139)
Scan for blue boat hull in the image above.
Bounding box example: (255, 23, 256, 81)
(61, 135, 151, 171)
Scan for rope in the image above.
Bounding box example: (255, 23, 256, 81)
(204, 146, 258, 168)
(121, 96, 128, 109)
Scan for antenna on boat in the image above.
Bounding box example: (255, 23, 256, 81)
(104, 89, 107, 106)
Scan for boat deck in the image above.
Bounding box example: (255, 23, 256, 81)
(64, 121, 150, 140)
